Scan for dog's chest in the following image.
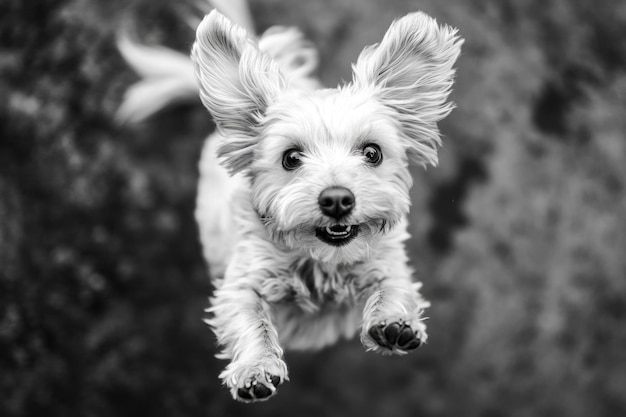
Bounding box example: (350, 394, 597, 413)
(259, 258, 365, 312)
(295, 258, 357, 305)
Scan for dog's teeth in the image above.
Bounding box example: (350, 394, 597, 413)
(326, 226, 350, 236)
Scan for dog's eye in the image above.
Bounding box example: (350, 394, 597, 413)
(282, 149, 303, 170)
(362, 144, 383, 166)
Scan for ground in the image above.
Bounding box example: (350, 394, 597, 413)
(1, 0, 626, 416)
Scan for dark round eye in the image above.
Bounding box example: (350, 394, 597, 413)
(282, 149, 303, 170)
(362, 143, 383, 166)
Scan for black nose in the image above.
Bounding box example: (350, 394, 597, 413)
(318, 187, 355, 219)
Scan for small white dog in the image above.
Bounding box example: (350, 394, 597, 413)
(119, 2, 462, 403)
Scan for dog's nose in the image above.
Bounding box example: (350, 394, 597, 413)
(318, 187, 355, 219)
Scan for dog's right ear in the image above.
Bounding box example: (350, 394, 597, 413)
(192, 11, 285, 173)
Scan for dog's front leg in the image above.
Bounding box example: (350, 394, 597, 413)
(209, 272, 287, 402)
(360, 276, 429, 355)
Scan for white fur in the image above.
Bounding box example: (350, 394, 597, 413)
(351, 13, 463, 167)
(190, 10, 462, 402)
(118, 4, 462, 403)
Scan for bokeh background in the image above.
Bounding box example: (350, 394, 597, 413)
(2, 0, 625, 416)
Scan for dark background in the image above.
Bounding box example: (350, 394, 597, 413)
(1, 0, 625, 416)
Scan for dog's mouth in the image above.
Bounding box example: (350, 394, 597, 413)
(315, 224, 359, 246)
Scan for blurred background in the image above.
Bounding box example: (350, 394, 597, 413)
(1, 0, 625, 416)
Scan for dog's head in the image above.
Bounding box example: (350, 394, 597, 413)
(192, 11, 463, 264)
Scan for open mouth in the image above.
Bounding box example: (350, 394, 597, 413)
(315, 224, 359, 246)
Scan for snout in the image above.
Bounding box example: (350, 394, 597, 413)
(318, 186, 355, 219)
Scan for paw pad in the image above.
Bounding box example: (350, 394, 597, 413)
(368, 321, 422, 351)
(236, 373, 282, 402)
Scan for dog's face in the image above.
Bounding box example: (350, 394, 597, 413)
(192, 11, 463, 263)
(249, 88, 413, 263)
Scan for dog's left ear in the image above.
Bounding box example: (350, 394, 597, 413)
(192, 10, 285, 173)
(352, 12, 463, 167)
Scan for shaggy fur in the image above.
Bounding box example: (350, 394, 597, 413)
(191, 10, 462, 402)
(118, 2, 462, 403)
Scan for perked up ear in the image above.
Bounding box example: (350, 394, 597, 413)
(191, 10, 285, 173)
(352, 12, 463, 167)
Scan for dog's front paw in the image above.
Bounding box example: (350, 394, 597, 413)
(234, 372, 282, 402)
(221, 358, 288, 403)
(363, 319, 427, 355)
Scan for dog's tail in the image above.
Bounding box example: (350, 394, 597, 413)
(116, 0, 319, 124)
(116, 0, 255, 124)
(115, 37, 198, 124)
